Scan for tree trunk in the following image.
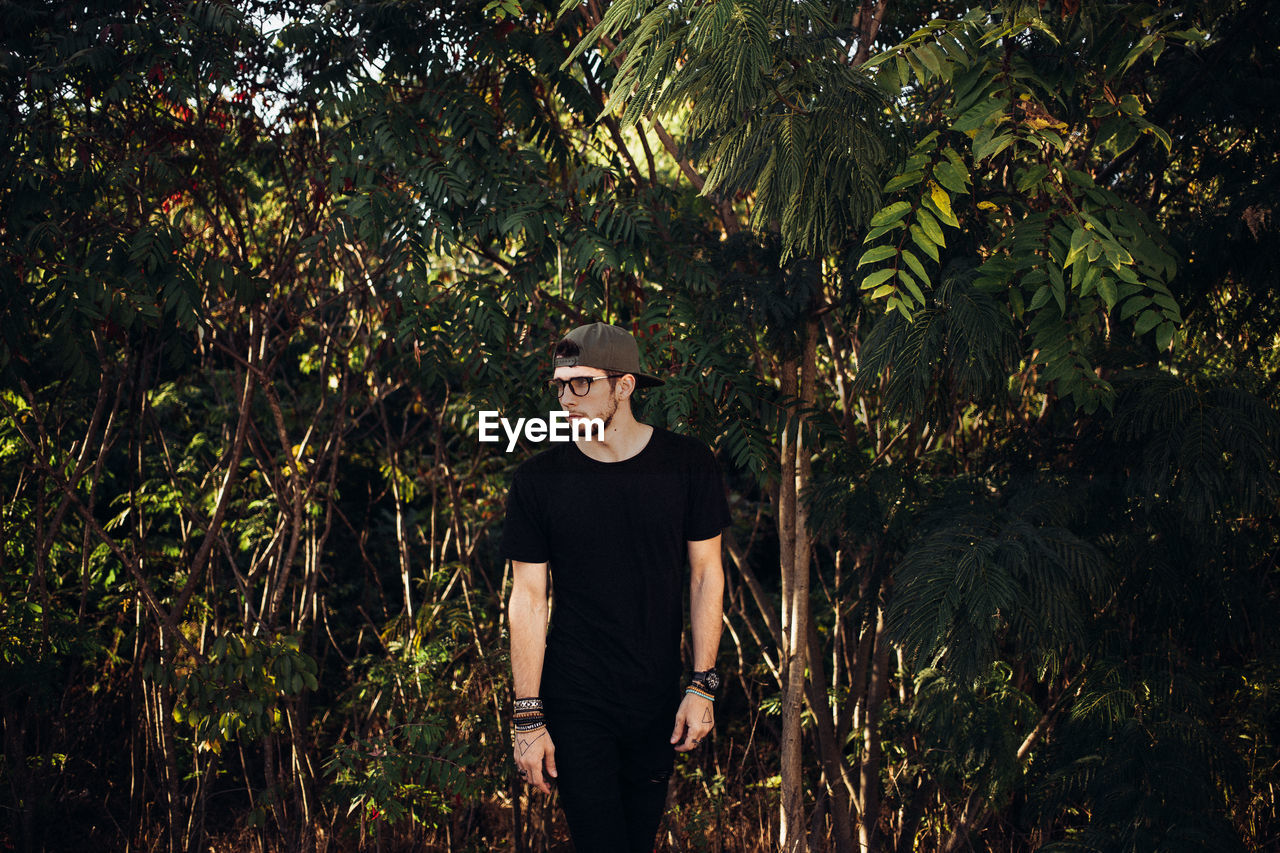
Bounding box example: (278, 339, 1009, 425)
(858, 606, 890, 852)
(805, 617, 858, 853)
(778, 346, 804, 853)
(780, 317, 818, 853)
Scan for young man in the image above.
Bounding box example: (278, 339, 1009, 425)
(503, 322, 730, 852)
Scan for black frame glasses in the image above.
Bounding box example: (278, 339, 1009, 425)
(548, 374, 622, 398)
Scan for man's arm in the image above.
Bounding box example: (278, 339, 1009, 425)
(509, 559, 557, 792)
(671, 534, 725, 752)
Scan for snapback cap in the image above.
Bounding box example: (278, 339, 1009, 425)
(552, 322, 664, 388)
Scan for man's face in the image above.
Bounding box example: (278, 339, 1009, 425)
(553, 365, 628, 432)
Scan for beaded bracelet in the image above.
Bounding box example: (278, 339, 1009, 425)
(685, 684, 715, 703)
(513, 710, 546, 729)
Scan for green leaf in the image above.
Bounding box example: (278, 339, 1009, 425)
(1151, 291, 1181, 316)
(1148, 124, 1172, 151)
(904, 49, 927, 83)
(1097, 277, 1118, 310)
(1065, 227, 1090, 267)
(1099, 117, 1141, 156)
(1029, 285, 1052, 311)
(897, 268, 926, 305)
(1009, 286, 1025, 315)
(916, 208, 947, 246)
(1134, 309, 1162, 335)
(886, 296, 911, 318)
(1155, 321, 1176, 351)
(1115, 265, 1140, 285)
(858, 245, 899, 268)
(1120, 295, 1149, 319)
(914, 43, 945, 79)
(884, 170, 926, 193)
(954, 96, 1007, 133)
(1080, 265, 1100, 297)
(901, 248, 930, 284)
(903, 153, 932, 173)
(861, 268, 898, 290)
(910, 224, 939, 262)
(864, 222, 906, 242)
(1103, 243, 1134, 267)
(1121, 33, 1158, 73)
(862, 49, 898, 70)
(870, 202, 913, 228)
(932, 159, 969, 194)
(1035, 128, 1066, 151)
(973, 131, 1014, 162)
(893, 55, 910, 89)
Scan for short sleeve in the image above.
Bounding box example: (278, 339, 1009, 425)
(684, 443, 732, 541)
(502, 467, 550, 563)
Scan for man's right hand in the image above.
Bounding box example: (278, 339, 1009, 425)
(513, 726, 558, 794)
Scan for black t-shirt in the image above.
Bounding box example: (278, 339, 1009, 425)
(501, 426, 731, 715)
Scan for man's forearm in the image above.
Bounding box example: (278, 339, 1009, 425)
(509, 584, 549, 697)
(688, 542, 725, 670)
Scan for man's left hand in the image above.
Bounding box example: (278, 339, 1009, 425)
(670, 691, 714, 752)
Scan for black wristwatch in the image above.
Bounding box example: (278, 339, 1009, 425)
(691, 667, 720, 697)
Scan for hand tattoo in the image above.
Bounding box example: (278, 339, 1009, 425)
(516, 729, 547, 756)
(702, 708, 713, 725)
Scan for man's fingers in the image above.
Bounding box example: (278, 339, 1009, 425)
(519, 758, 551, 794)
(670, 710, 688, 745)
(544, 740, 558, 779)
(673, 719, 715, 752)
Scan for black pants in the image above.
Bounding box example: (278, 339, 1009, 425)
(546, 701, 676, 853)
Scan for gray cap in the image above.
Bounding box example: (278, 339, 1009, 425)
(552, 323, 665, 388)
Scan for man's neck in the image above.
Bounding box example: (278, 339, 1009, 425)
(577, 414, 653, 463)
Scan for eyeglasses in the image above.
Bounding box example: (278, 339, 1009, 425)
(548, 374, 621, 398)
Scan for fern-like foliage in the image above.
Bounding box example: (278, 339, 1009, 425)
(1110, 370, 1279, 526)
(909, 664, 1039, 812)
(887, 476, 1109, 685)
(853, 266, 1019, 423)
(1034, 682, 1248, 853)
(566, 0, 901, 259)
(855, 5, 1196, 411)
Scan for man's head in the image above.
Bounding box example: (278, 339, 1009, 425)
(550, 323, 662, 432)
(551, 323, 664, 388)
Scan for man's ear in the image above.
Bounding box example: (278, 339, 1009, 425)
(617, 374, 636, 398)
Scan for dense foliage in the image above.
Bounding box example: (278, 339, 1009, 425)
(1, 0, 1276, 851)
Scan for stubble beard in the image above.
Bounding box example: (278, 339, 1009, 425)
(600, 395, 619, 433)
